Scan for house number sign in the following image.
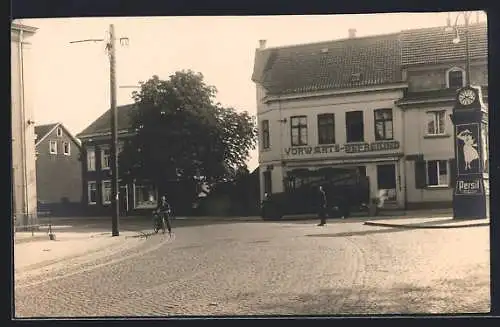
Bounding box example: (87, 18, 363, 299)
(284, 140, 400, 156)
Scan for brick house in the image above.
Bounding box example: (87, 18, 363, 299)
(252, 22, 487, 210)
(35, 123, 83, 215)
(76, 104, 159, 216)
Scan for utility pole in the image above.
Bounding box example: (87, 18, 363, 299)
(108, 24, 119, 236)
(70, 24, 129, 237)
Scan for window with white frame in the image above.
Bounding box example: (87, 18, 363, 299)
(427, 160, 449, 186)
(87, 148, 96, 171)
(49, 141, 57, 154)
(102, 180, 112, 204)
(63, 141, 71, 155)
(290, 116, 308, 146)
(56, 127, 63, 137)
(101, 147, 111, 169)
(426, 111, 446, 135)
(374, 109, 394, 141)
(134, 183, 158, 209)
(446, 67, 466, 89)
(88, 181, 97, 204)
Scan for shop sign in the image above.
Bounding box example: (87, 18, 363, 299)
(455, 178, 483, 196)
(284, 140, 400, 156)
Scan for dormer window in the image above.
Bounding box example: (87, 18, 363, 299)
(446, 67, 466, 89)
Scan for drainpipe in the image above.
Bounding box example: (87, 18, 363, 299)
(401, 104, 408, 213)
(278, 96, 285, 193)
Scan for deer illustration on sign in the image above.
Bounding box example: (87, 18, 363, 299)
(457, 129, 479, 171)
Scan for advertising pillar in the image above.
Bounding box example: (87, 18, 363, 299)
(451, 85, 489, 219)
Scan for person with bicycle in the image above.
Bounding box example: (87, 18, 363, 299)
(154, 195, 172, 235)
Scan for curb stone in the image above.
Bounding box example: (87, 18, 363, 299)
(363, 221, 490, 229)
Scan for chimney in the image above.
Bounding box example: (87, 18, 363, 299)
(259, 39, 267, 49)
(348, 28, 357, 38)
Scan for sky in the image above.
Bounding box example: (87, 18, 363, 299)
(17, 12, 487, 171)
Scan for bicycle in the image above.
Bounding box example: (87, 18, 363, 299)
(152, 211, 166, 234)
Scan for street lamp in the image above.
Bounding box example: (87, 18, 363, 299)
(444, 11, 474, 86)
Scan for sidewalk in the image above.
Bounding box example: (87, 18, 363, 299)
(14, 229, 144, 273)
(363, 216, 490, 229)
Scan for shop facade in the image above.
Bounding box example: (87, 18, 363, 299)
(252, 23, 488, 211)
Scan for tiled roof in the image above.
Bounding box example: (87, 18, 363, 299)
(252, 33, 403, 95)
(77, 104, 136, 138)
(400, 22, 487, 66)
(253, 22, 488, 96)
(35, 123, 59, 144)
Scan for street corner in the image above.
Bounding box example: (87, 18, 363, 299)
(363, 217, 490, 229)
(14, 230, 147, 272)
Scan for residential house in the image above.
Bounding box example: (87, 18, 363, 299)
(396, 22, 488, 209)
(76, 104, 158, 216)
(252, 30, 408, 209)
(252, 23, 488, 210)
(35, 123, 83, 215)
(11, 22, 38, 227)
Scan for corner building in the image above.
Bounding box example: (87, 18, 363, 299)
(252, 23, 487, 210)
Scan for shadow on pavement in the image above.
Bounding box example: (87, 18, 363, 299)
(305, 227, 411, 238)
(35, 218, 237, 235)
(227, 277, 489, 315)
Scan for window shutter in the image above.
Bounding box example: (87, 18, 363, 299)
(414, 160, 427, 189)
(449, 158, 457, 187)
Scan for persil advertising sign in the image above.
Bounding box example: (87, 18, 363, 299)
(455, 178, 484, 196)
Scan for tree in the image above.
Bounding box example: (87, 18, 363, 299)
(119, 70, 257, 201)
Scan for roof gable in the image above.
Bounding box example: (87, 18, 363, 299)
(400, 22, 487, 66)
(35, 123, 59, 144)
(35, 123, 82, 149)
(253, 33, 403, 95)
(77, 104, 136, 138)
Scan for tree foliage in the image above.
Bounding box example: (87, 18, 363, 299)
(119, 70, 257, 194)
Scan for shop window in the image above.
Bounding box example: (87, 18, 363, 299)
(346, 111, 364, 143)
(290, 116, 308, 146)
(134, 183, 158, 209)
(377, 164, 397, 201)
(317, 113, 335, 144)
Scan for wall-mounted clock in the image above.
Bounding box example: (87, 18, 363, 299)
(458, 88, 477, 106)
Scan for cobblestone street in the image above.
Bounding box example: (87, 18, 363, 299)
(14, 219, 490, 317)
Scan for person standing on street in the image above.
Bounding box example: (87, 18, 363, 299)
(317, 186, 327, 226)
